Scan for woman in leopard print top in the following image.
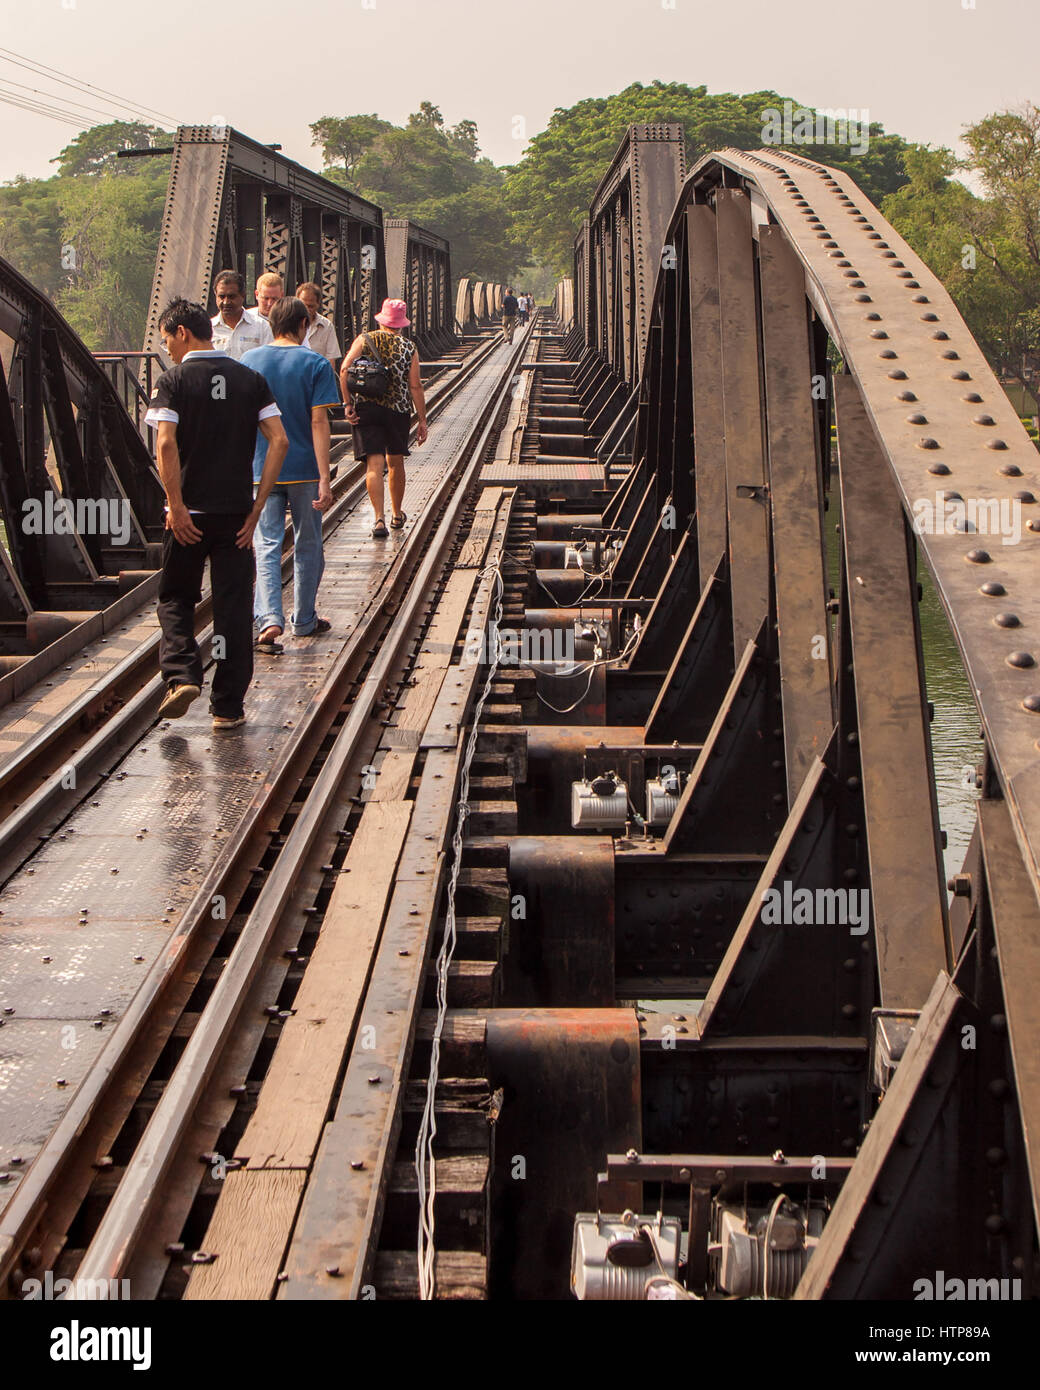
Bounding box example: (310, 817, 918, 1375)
(340, 298, 428, 537)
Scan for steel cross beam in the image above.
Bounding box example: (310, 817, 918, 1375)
(143, 126, 388, 359)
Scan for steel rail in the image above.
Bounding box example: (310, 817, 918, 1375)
(0, 328, 511, 1287)
(48, 328, 530, 1292)
(0, 333, 500, 881)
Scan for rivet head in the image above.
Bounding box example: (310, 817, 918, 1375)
(855, 293, 872, 302)
(1007, 652, 1036, 669)
(865, 312, 882, 320)
(1022, 694, 1040, 713)
(896, 390, 917, 401)
(921, 312, 939, 322)
(878, 349, 897, 359)
(870, 329, 889, 339)
(994, 613, 1021, 628)
(973, 414, 996, 426)
(941, 350, 960, 360)
(1014, 490, 1036, 504)
(962, 393, 983, 403)
(927, 462, 951, 475)
(1000, 463, 1022, 476)
(932, 330, 950, 340)
(965, 548, 992, 564)
(986, 439, 1008, 450)
(979, 581, 1006, 595)
(906, 413, 928, 425)
(917, 437, 940, 449)
(1028, 519, 1040, 532)
(888, 369, 908, 380)
(951, 370, 971, 380)
(913, 294, 930, 303)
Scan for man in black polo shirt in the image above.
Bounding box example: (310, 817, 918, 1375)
(145, 298, 289, 730)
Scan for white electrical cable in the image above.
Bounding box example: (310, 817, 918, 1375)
(534, 628, 639, 713)
(415, 561, 505, 1300)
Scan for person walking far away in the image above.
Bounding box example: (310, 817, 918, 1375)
(242, 296, 338, 650)
(211, 270, 272, 360)
(339, 298, 427, 540)
(145, 299, 288, 730)
(526, 293, 535, 321)
(295, 281, 342, 368)
(501, 287, 519, 344)
(255, 271, 284, 319)
(517, 291, 528, 328)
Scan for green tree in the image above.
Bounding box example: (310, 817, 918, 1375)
(309, 114, 392, 184)
(0, 175, 64, 297)
(408, 101, 444, 130)
(51, 121, 167, 177)
(56, 158, 170, 347)
(883, 116, 1040, 396)
(449, 119, 480, 159)
(507, 80, 912, 274)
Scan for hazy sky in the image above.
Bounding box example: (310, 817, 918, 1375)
(0, 0, 1035, 183)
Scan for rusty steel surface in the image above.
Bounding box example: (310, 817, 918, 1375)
(693, 148, 1040, 906)
(487, 1008, 642, 1299)
(0, 253, 162, 618)
(384, 219, 455, 358)
(144, 127, 387, 360)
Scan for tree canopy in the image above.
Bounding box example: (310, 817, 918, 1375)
(0, 120, 170, 348)
(311, 103, 529, 282)
(883, 105, 1040, 396)
(506, 80, 912, 274)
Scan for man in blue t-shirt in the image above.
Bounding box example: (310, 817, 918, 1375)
(242, 297, 340, 647)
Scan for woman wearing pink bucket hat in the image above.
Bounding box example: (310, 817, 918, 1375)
(339, 298, 428, 538)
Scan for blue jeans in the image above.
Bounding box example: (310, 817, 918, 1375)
(253, 482, 325, 636)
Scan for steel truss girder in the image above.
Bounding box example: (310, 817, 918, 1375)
(383, 219, 456, 358)
(0, 254, 161, 613)
(144, 127, 388, 358)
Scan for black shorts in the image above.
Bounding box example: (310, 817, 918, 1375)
(352, 402, 411, 461)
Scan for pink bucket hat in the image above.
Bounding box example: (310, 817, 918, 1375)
(375, 297, 410, 328)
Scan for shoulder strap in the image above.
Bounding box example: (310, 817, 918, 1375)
(361, 330, 382, 362)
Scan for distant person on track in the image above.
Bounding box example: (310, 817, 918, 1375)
(145, 298, 288, 731)
(526, 293, 535, 321)
(517, 292, 528, 328)
(211, 270, 272, 360)
(295, 281, 342, 368)
(339, 297, 427, 540)
(501, 287, 519, 344)
(255, 271, 284, 319)
(242, 296, 339, 649)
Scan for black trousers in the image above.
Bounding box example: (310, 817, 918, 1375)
(157, 513, 254, 719)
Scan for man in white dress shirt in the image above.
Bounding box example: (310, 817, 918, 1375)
(295, 281, 342, 368)
(210, 270, 272, 361)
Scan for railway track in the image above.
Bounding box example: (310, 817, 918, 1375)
(0, 317, 538, 1301)
(0, 333, 501, 883)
